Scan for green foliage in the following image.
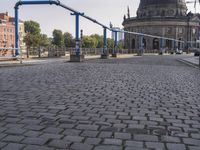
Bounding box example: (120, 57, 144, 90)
(24, 33, 40, 48)
(24, 20, 41, 35)
(82, 36, 97, 48)
(107, 38, 114, 49)
(39, 34, 50, 47)
(63, 32, 75, 47)
(91, 34, 103, 48)
(118, 40, 124, 49)
(52, 29, 64, 47)
(24, 21, 41, 48)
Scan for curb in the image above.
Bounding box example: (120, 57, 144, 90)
(177, 59, 199, 69)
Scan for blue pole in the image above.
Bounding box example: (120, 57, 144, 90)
(75, 13, 80, 56)
(139, 35, 143, 54)
(103, 27, 107, 55)
(140, 36, 143, 49)
(160, 38, 163, 51)
(15, 7, 20, 56)
(114, 31, 117, 54)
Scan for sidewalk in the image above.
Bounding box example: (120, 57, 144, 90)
(179, 56, 200, 68)
(0, 54, 137, 67)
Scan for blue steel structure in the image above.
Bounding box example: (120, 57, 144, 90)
(14, 0, 115, 57)
(173, 40, 176, 51)
(103, 27, 107, 55)
(160, 38, 163, 53)
(113, 31, 118, 55)
(139, 35, 144, 55)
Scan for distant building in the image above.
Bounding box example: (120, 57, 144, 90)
(0, 12, 25, 56)
(9, 17, 26, 51)
(0, 12, 15, 56)
(123, 0, 200, 52)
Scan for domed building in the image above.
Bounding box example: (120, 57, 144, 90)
(122, 0, 200, 52)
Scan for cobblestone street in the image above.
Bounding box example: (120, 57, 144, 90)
(0, 55, 200, 150)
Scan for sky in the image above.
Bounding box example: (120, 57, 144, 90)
(0, 0, 199, 37)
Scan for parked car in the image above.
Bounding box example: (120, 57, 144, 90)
(194, 49, 200, 56)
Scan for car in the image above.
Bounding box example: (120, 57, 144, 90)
(194, 49, 200, 56)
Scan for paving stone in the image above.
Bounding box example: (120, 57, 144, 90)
(134, 134, 158, 142)
(114, 132, 131, 140)
(161, 135, 181, 143)
(188, 146, 200, 150)
(2, 135, 24, 142)
(145, 142, 165, 149)
(125, 147, 149, 150)
(191, 133, 200, 139)
(24, 125, 44, 131)
(64, 135, 84, 142)
(166, 143, 186, 150)
(40, 133, 63, 139)
(22, 137, 49, 145)
(76, 125, 99, 131)
(48, 139, 71, 149)
(63, 129, 82, 136)
(70, 143, 93, 150)
(24, 130, 41, 137)
(85, 138, 102, 145)
(94, 145, 122, 150)
(81, 130, 99, 137)
(98, 131, 113, 138)
(5, 128, 26, 135)
(2, 143, 25, 150)
(0, 133, 7, 140)
(103, 138, 122, 145)
(125, 141, 144, 147)
(183, 138, 200, 146)
(0, 142, 7, 148)
(23, 145, 54, 150)
(43, 127, 64, 134)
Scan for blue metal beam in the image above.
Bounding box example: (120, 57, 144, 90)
(114, 31, 118, 54)
(103, 27, 107, 55)
(72, 13, 80, 56)
(139, 35, 144, 54)
(14, 7, 19, 56)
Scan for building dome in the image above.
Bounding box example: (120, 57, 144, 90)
(137, 0, 187, 18)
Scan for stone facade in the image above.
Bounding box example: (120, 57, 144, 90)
(123, 0, 200, 52)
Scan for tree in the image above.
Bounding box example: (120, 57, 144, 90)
(24, 20, 41, 35)
(118, 40, 124, 49)
(63, 32, 75, 47)
(82, 36, 96, 48)
(107, 38, 114, 49)
(52, 29, 64, 47)
(91, 34, 103, 48)
(37, 34, 50, 57)
(39, 34, 50, 47)
(24, 20, 41, 58)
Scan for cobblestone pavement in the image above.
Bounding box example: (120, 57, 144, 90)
(0, 55, 200, 150)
